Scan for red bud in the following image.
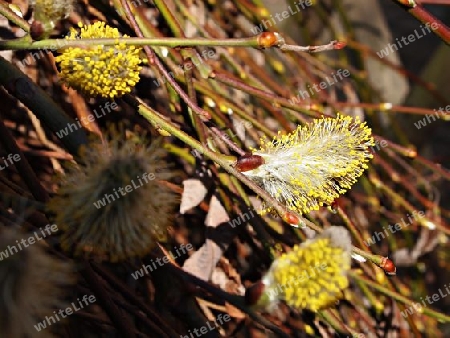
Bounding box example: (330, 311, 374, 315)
(380, 257, 396, 275)
(334, 41, 347, 50)
(235, 154, 264, 172)
(257, 32, 279, 48)
(284, 212, 299, 225)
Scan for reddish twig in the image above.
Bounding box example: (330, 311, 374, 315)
(390, 0, 450, 45)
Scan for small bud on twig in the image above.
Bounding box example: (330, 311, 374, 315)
(380, 257, 396, 275)
(235, 154, 265, 172)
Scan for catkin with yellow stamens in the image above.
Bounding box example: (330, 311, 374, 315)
(241, 114, 374, 215)
(253, 226, 352, 312)
(54, 22, 142, 98)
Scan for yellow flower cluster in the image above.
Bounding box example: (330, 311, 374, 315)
(261, 226, 351, 312)
(242, 114, 374, 215)
(55, 22, 142, 98)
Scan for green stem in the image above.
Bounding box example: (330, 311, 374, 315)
(153, 0, 185, 38)
(0, 0, 30, 33)
(0, 36, 261, 51)
(350, 272, 450, 323)
(318, 310, 351, 334)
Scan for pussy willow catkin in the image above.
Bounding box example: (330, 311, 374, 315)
(248, 226, 352, 312)
(240, 114, 374, 215)
(48, 129, 177, 262)
(54, 22, 142, 98)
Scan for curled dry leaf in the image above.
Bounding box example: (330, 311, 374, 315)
(180, 178, 207, 214)
(182, 239, 223, 281)
(205, 195, 230, 227)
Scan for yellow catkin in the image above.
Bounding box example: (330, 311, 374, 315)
(54, 22, 142, 98)
(261, 226, 351, 312)
(242, 114, 374, 215)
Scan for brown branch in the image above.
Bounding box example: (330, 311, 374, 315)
(390, 0, 450, 45)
